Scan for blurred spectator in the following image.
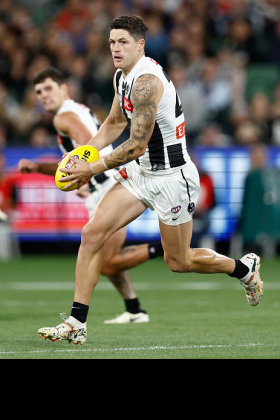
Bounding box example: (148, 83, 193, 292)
(0, 81, 20, 132)
(55, 0, 91, 32)
(194, 56, 232, 123)
(222, 17, 262, 63)
(166, 26, 188, 69)
(6, 47, 29, 102)
(251, 0, 280, 21)
(0, 124, 8, 148)
(266, 20, 280, 67)
(167, 63, 206, 143)
(230, 51, 249, 129)
(239, 143, 280, 256)
(144, 14, 169, 66)
(249, 92, 272, 143)
(29, 126, 53, 148)
(13, 85, 41, 139)
(235, 120, 262, 145)
(271, 83, 280, 145)
(86, 28, 115, 83)
(197, 123, 232, 147)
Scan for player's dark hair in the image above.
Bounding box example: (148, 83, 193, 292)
(109, 15, 148, 41)
(33, 67, 65, 86)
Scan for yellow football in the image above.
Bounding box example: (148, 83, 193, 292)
(55, 145, 99, 191)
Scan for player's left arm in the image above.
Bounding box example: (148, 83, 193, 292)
(58, 75, 163, 189)
(54, 112, 93, 145)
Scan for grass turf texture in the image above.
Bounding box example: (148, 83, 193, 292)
(0, 255, 279, 359)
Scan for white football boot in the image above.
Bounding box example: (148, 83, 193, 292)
(38, 313, 87, 345)
(238, 253, 263, 306)
(104, 311, 150, 324)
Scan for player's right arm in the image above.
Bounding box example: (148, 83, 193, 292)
(18, 159, 59, 176)
(88, 88, 127, 151)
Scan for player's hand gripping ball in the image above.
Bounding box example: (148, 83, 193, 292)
(55, 145, 99, 191)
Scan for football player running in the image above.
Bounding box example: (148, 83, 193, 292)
(38, 16, 263, 345)
(19, 67, 164, 327)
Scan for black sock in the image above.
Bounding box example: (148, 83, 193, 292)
(125, 297, 146, 314)
(71, 301, 89, 324)
(148, 242, 164, 259)
(228, 260, 249, 280)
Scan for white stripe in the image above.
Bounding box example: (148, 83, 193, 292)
(0, 342, 262, 356)
(0, 281, 277, 291)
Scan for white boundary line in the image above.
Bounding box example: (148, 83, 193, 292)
(0, 342, 262, 355)
(0, 281, 279, 291)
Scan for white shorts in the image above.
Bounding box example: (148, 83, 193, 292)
(85, 177, 117, 217)
(114, 160, 200, 226)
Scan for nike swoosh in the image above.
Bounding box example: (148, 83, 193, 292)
(172, 214, 181, 221)
(247, 257, 257, 272)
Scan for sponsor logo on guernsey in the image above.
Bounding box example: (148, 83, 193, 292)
(176, 122, 185, 139)
(124, 96, 133, 112)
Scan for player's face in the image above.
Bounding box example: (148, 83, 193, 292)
(35, 78, 67, 114)
(109, 29, 144, 75)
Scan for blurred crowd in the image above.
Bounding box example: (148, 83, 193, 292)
(1, 0, 280, 148)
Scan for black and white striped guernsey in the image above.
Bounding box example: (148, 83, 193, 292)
(54, 99, 117, 190)
(114, 55, 191, 175)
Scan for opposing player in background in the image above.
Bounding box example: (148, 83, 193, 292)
(38, 16, 263, 345)
(18, 67, 164, 324)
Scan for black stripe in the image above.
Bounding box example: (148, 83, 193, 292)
(175, 92, 183, 118)
(88, 180, 96, 193)
(121, 81, 129, 122)
(94, 173, 109, 184)
(181, 169, 191, 201)
(115, 70, 122, 91)
(89, 110, 101, 130)
(88, 173, 110, 192)
(59, 135, 75, 153)
(167, 143, 186, 168)
(162, 69, 171, 82)
(149, 122, 165, 170)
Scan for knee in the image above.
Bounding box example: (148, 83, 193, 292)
(81, 221, 104, 251)
(164, 253, 193, 273)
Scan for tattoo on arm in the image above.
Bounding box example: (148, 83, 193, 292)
(104, 74, 161, 168)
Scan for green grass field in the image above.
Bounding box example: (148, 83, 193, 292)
(0, 254, 280, 359)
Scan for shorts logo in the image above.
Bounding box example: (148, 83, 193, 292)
(171, 205, 181, 214)
(119, 167, 129, 180)
(176, 122, 185, 139)
(188, 202, 195, 213)
(124, 96, 133, 112)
